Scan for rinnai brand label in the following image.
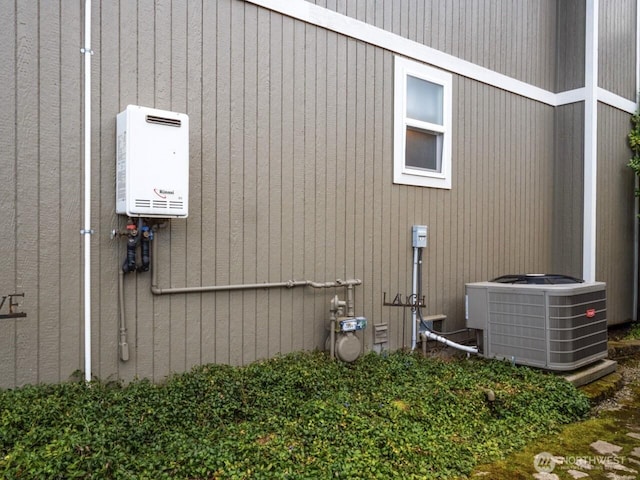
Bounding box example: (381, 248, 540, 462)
(586, 308, 596, 318)
(154, 188, 175, 199)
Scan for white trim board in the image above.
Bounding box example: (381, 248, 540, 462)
(583, 0, 599, 283)
(598, 88, 637, 115)
(245, 0, 637, 114)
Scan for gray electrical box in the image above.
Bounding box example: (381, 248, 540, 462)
(412, 225, 428, 248)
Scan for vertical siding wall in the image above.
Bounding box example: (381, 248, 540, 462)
(556, 0, 585, 92)
(597, 105, 635, 325)
(0, 2, 84, 387)
(306, 0, 558, 92)
(552, 103, 584, 278)
(552, 101, 636, 326)
(598, 0, 637, 101)
(1, 0, 634, 388)
(99, 0, 556, 383)
(597, 1, 637, 325)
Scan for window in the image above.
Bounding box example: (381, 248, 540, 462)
(394, 56, 452, 189)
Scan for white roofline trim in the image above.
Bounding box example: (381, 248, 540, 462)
(245, 0, 638, 113)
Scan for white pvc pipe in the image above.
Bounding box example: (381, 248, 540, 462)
(633, 0, 640, 322)
(411, 247, 418, 350)
(635, 175, 639, 323)
(420, 331, 478, 355)
(82, 0, 92, 382)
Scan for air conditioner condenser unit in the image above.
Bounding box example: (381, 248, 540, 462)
(466, 275, 607, 371)
(116, 105, 189, 218)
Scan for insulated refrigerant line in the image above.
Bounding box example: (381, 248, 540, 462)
(413, 244, 477, 355)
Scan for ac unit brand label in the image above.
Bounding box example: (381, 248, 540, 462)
(586, 308, 596, 318)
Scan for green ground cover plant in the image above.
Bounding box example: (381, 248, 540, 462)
(626, 322, 640, 339)
(0, 351, 589, 479)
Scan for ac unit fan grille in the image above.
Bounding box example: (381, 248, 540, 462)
(466, 278, 608, 371)
(550, 341, 608, 365)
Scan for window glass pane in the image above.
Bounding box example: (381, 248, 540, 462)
(406, 75, 443, 125)
(405, 127, 441, 172)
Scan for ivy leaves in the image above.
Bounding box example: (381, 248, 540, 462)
(628, 112, 640, 198)
(0, 352, 589, 479)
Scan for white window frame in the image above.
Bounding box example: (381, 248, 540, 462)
(394, 56, 452, 189)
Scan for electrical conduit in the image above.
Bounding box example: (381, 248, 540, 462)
(411, 247, 419, 350)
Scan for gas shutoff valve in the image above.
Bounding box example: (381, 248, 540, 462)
(139, 225, 152, 272)
(113, 219, 154, 274)
(123, 222, 139, 273)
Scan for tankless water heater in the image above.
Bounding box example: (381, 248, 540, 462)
(116, 105, 189, 218)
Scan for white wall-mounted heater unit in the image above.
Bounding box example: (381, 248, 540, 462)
(116, 105, 189, 218)
(466, 274, 607, 371)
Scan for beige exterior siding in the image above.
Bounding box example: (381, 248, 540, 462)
(599, 0, 637, 100)
(0, 0, 636, 388)
(552, 103, 585, 279)
(0, 1, 84, 387)
(556, 0, 586, 92)
(597, 104, 635, 325)
(0, 0, 17, 387)
(306, 0, 558, 92)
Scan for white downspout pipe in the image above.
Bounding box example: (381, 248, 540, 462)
(634, 175, 639, 323)
(82, 0, 93, 382)
(633, 0, 640, 322)
(583, 0, 598, 283)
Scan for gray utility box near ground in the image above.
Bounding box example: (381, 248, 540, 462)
(466, 280, 607, 371)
